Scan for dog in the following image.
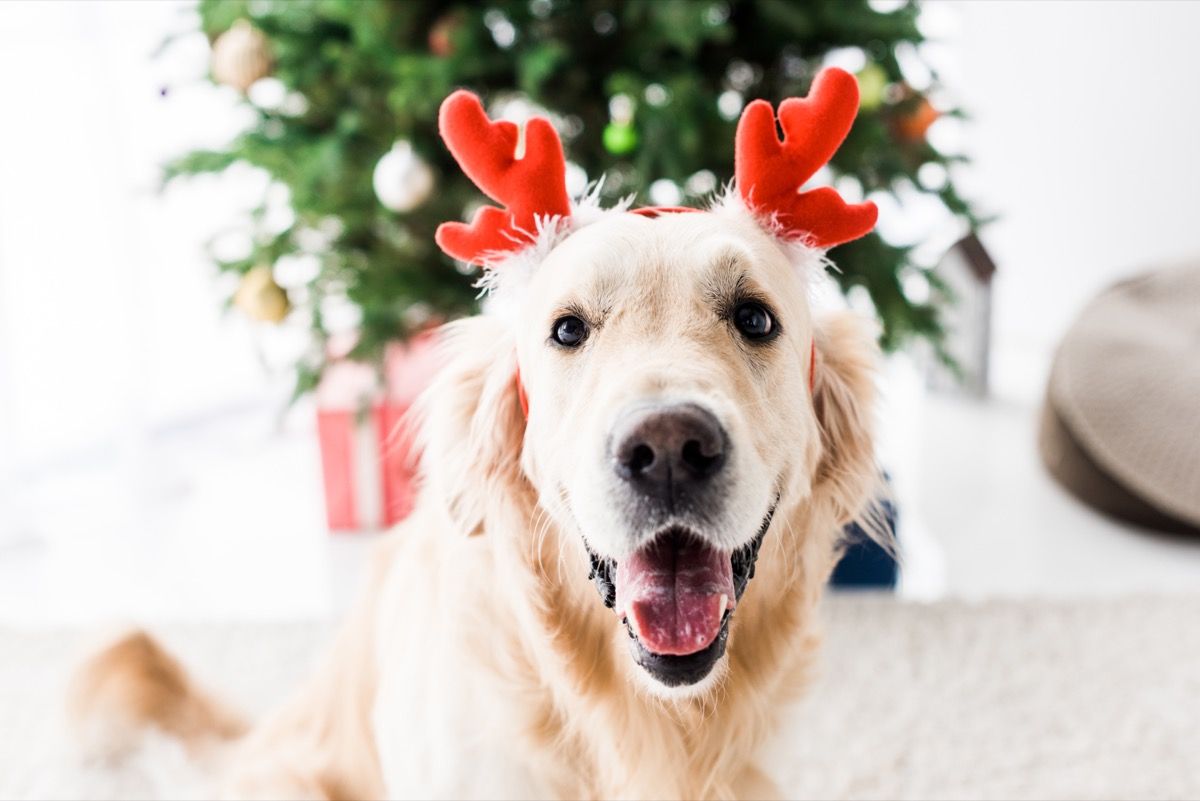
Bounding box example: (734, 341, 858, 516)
(68, 68, 884, 800)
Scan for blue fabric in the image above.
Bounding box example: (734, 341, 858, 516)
(831, 492, 898, 589)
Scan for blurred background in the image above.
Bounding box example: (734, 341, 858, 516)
(2, 0, 1199, 629)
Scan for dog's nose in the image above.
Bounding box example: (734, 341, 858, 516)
(611, 403, 728, 501)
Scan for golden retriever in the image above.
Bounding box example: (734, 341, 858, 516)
(69, 71, 882, 800)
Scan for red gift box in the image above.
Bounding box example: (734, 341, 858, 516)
(315, 332, 440, 532)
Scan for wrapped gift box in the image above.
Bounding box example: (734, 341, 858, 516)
(315, 332, 440, 532)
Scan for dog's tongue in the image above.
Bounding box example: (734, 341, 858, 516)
(615, 534, 734, 656)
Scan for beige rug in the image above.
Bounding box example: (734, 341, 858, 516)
(2, 595, 1199, 800)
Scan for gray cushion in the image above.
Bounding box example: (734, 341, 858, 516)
(1041, 263, 1200, 534)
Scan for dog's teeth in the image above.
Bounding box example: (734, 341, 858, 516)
(718, 593, 729, 619)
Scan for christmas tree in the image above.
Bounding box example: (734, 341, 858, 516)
(168, 0, 979, 396)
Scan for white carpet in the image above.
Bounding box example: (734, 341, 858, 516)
(2, 595, 1199, 800)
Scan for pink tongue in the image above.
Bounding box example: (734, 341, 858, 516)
(615, 534, 735, 656)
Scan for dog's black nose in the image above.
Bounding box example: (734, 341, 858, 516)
(612, 403, 728, 502)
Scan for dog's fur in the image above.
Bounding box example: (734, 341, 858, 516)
(69, 202, 880, 800)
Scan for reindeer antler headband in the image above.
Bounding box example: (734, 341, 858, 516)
(435, 67, 877, 266)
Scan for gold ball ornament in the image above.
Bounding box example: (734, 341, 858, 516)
(234, 265, 290, 323)
(211, 20, 273, 94)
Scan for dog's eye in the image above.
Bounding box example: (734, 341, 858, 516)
(551, 315, 589, 348)
(733, 302, 776, 341)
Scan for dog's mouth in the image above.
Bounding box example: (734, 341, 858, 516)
(586, 500, 777, 687)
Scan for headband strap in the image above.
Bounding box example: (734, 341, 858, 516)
(809, 339, 816, 392)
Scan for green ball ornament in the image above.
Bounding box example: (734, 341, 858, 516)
(856, 63, 888, 112)
(603, 122, 639, 155)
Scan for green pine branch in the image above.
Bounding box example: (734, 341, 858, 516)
(167, 0, 982, 395)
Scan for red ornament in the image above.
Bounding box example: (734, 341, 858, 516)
(428, 12, 461, 57)
(893, 93, 940, 144)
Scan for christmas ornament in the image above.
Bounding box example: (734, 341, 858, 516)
(602, 121, 638, 155)
(648, 179, 683, 206)
(717, 90, 744, 120)
(373, 141, 435, 213)
(856, 63, 888, 111)
(211, 20, 273, 93)
(608, 94, 635, 123)
(428, 11, 463, 57)
(234, 265, 290, 323)
(892, 92, 940, 143)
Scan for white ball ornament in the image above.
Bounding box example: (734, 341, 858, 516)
(211, 20, 273, 94)
(373, 141, 435, 213)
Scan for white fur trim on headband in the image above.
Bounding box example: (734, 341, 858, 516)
(476, 184, 835, 322)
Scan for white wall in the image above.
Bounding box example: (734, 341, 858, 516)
(0, 1, 322, 551)
(944, 0, 1200, 401)
(0, 1, 295, 477)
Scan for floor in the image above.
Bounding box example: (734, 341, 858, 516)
(906, 394, 1200, 598)
(7, 595, 1200, 800)
(1, 378, 1199, 629)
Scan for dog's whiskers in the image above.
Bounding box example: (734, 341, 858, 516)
(528, 507, 555, 577)
(527, 487, 578, 583)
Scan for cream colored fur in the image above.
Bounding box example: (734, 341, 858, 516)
(69, 205, 881, 800)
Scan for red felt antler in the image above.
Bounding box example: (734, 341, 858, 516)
(735, 67, 878, 249)
(435, 91, 571, 265)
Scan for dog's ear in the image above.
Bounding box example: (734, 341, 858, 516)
(810, 311, 881, 529)
(414, 317, 527, 536)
